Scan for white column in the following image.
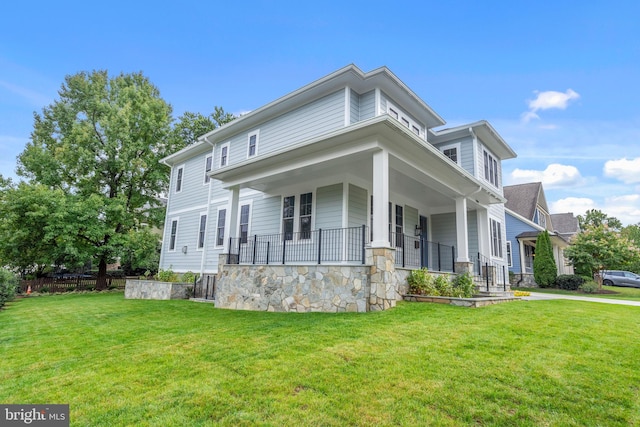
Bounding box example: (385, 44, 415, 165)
(476, 208, 491, 259)
(455, 197, 470, 262)
(224, 186, 240, 253)
(371, 150, 390, 247)
(519, 240, 526, 274)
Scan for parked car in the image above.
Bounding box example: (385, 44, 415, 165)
(601, 270, 640, 288)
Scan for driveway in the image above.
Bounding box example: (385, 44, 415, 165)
(522, 292, 640, 306)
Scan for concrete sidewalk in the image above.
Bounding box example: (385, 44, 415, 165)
(522, 292, 640, 306)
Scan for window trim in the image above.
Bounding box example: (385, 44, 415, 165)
(247, 130, 259, 158)
(219, 142, 230, 168)
(490, 218, 503, 259)
(168, 218, 179, 251)
(440, 142, 461, 165)
(175, 165, 184, 193)
(386, 102, 423, 137)
(281, 191, 315, 242)
(197, 213, 207, 250)
(239, 202, 252, 244)
(506, 241, 512, 267)
(215, 208, 227, 248)
(484, 149, 499, 187)
(203, 155, 213, 184)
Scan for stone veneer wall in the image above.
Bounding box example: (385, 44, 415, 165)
(125, 280, 193, 300)
(510, 273, 537, 287)
(215, 264, 370, 312)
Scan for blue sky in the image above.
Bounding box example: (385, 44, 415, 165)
(1, 1, 639, 224)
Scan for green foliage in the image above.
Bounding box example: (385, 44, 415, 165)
(0, 268, 18, 308)
(408, 268, 476, 298)
(554, 274, 586, 291)
(451, 272, 477, 298)
(156, 268, 179, 283)
(181, 271, 199, 284)
(579, 280, 600, 294)
(120, 228, 161, 276)
(578, 209, 622, 231)
(533, 230, 557, 287)
(172, 107, 235, 148)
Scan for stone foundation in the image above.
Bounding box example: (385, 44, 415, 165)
(125, 280, 193, 300)
(510, 273, 537, 287)
(367, 247, 398, 311)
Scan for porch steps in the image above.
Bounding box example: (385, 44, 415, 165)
(477, 290, 514, 298)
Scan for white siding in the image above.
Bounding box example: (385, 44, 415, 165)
(316, 183, 343, 229)
(348, 184, 367, 228)
(350, 89, 360, 124)
(359, 90, 375, 120)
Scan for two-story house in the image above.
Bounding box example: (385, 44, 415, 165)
(159, 65, 517, 312)
(504, 182, 576, 286)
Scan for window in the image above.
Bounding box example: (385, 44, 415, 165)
(169, 219, 178, 251)
(389, 107, 399, 119)
(220, 143, 229, 167)
(441, 143, 460, 165)
(204, 155, 212, 184)
(401, 117, 410, 128)
(175, 166, 184, 193)
(247, 131, 259, 157)
(484, 150, 499, 187)
(491, 219, 503, 258)
(395, 204, 403, 247)
(240, 204, 250, 244)
(283, 196, 295, 241)
(299, 193, 312, 239)
(282, 193, 313, 241)
(216, 209, 226, 247)
(536, 208, 547, 229)
(387, 102, 422, 137)
(412, 125, 420, 135)
(506, 241, 512, 267)
(198, 214, 207, 249)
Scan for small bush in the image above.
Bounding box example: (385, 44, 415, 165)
(407, 268, 436, 295)
(157, 268, 179, 282)
(452, 272, 477, 298)
(579, 281, 599, 294)
(555, 274, 585, 291)
(181, 271, 199, 284)
(433, 275, 453, 296)
(40, 287, 50, 293)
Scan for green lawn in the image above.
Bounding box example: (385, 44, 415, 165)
(517, 285, 640, 300)
(1, 292, 639, 426)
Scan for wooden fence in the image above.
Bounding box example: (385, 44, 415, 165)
(20, 276, 128, 293)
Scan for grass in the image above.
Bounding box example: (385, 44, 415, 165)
(1, 292, 639, 426)
(517, 285, 640, 300)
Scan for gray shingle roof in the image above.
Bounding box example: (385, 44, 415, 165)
(503, 182, 542, 221)
(550, 213, 580, 239)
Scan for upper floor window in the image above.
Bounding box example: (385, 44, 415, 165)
(484, 150, 499, 187)
(387, 102, 422, 137)
(220, 143, 229, 167)
(247, 131, 259, 158)
(441, 143, 460, 165)
(536, 208, 548, 229)
(204, 155, 212, 184)
(175, 166, 184, 193)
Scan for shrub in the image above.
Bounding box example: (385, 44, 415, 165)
(407, 268, 435, 295)
(156, 268, 179, 283)
(40, 287, 49, 293)
(0, 269, 18, 308)
(452, 272, 477, 298)
(554, 274, 586, 290)
(181, 271, 199, 284)
(579, 280, 599, 294)
(433, 275, 453, 296)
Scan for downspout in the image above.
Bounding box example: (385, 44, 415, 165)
(199, 135, 216, 282)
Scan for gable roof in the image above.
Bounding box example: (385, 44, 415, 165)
(550, 213, 580, 238)
(428, 121, 517, 161)
(503, 182, 543, 220)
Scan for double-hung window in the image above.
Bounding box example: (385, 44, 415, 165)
(175, 166, 184, 193)
(240, 204, 250, 244)
(220, 143, 229, 167)
(247, 131, 259, 158)
(388, 202, 404, 247)
(484, 150, 499, 187)
(216, 209, 226, 247)
(169, 219, 178, 251)
(441, 143, 460, 165)
(204, 155, 212, 184)
(198, 214, 207, 249)
(282, 193, 313, 241)
(490, 219, 503, 258)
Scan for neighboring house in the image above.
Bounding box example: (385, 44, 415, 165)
(550, 213, 580, 242)
(504, 182, 576, 286)
(159, 64, 517, 312)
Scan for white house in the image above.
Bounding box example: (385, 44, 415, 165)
(158, 65, 517, 312)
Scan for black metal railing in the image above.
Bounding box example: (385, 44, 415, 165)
(227, 225, 369, 265)
(390, 232, 455, 272)
(474, 252, 508, 291)
(192, 275, 216, 300)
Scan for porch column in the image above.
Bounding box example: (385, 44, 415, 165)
(477, 208, 491, 259)
(518, 239, 526, 274)
(224, 186, 240, 253)
(455, 197, 469, 262)
(371, 149, 390, 247)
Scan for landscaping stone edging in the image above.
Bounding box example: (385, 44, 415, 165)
(403, 294, 520, 307)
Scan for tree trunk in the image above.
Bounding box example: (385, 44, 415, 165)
(96, 258, 108, 290)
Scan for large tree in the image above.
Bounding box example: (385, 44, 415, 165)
(15, 70, 177, 288)
(172, 107, 235, 148)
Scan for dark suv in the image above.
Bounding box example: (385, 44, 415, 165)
(601, 270, 640, 288)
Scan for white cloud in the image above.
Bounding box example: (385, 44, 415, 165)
(549, 197, 596, 216)
(510, 164, 584, 188)
(0, 80, 51, 107)
(603, 157, 640, 184)
(521, 89, 580, 122)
